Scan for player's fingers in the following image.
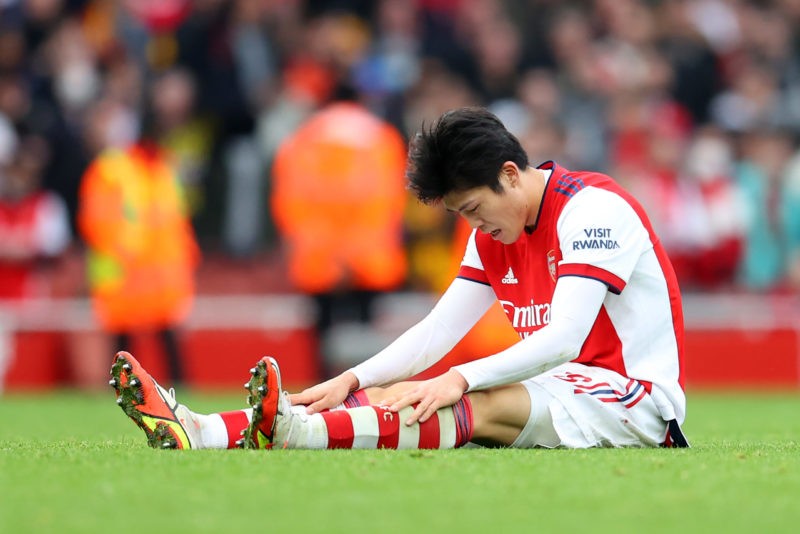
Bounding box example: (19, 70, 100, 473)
(389, 391, 420, 413)
(289, 392, 307, 406)
(405, 401, 429, 426)
(380, 395, 397, 407)
(417, 401, 440, 424)
(288, 391, 313, 405)
(306, 397, 334, 415)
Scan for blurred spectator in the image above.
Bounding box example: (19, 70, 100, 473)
(83, 97, 138, 156)
(0, 118, 71, 301)
(679, 126, 745, 288)
(271, 86, 408, 376)
(710, 58, 783, 133)
(150, 68, 214, 220)
(510, 68, 572, 166)
(640, 125, 746, 290)
(655, 1, 721, 124)
(734, 128, 800, 291)
(457, 0, 525, 103)
(353, 0, 421, 125)
(77, 105, 200, 387)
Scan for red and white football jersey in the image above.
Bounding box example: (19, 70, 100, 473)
(457, 161, 686, 422)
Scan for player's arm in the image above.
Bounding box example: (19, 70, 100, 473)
(453, 274, 605, 390)
(383, 275, 607, 425)
(350, 276, 496, 386)
(290, 276, 496, 413)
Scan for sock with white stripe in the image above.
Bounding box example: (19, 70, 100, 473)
(196, 410, 251, 449)
(281, 397, 474, 449)
(197, 403, 316, 449)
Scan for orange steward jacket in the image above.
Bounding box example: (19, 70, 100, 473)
(272, 103, 408, 293)
(78, 144, 200, 330)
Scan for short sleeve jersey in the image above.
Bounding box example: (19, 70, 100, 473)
(457, 161, 686, 422)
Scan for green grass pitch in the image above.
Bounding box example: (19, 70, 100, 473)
(1, 390, 798, 533)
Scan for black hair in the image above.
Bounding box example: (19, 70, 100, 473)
(406, 107, 529, 204)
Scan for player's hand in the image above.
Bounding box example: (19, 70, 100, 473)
(384, 369, 468, 426)
(289, 371, 360, 415)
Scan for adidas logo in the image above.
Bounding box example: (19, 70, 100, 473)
(501, 267, 518, 284)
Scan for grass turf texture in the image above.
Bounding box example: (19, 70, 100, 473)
(1, 391, 798, 533)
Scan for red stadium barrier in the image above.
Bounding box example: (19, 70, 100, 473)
(685, 328, 799, 388)
(0, 296, 322, 391)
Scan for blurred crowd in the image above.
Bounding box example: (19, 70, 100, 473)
(3, 0, 800, 306)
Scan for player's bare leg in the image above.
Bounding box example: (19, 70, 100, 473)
(360, 382, 420, 405)
(467, 384, 531, 446)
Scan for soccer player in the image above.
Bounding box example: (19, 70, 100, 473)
(110, 107, 689, 450)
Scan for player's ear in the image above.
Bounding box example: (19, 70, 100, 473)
(500, 161, 520, 187)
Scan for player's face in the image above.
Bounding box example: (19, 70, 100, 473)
(443, 170, 530, 244)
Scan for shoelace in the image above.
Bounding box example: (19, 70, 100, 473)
(279, 392, 308, 448)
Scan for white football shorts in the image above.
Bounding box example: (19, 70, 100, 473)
(511, 362, 669, 448)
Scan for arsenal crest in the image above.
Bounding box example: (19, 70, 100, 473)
(547, 250, 557, 282)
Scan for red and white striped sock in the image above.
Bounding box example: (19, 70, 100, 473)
(283, 397, 474, 449)
(197, 410, 251, 449)
(197, 404, 311, 449)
